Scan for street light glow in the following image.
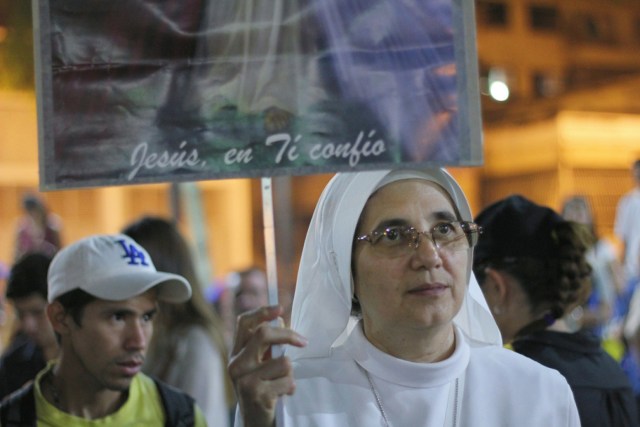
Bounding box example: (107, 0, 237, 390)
(489, 80, 510, 102)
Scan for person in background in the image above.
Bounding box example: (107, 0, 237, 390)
(0, 234, 206, 426)
(230, 168, 579, 427)
(0, 289, 5, 355)
(616, 160, 640, 412)
(615, 159, 640, 283)
(232, 267, 268, 317)
(0, 253, 58, 399)
(621, 246, 640, 416)
(0, 262, 9, 358)
(218, 266, 269, 352)
(473, 194, 637, 427)
(123, 216, 233, 427)
(561, 195, 624, 343)
(14, 193, 62, 261)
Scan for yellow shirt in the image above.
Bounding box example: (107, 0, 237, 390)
(34, 364, 207, 426)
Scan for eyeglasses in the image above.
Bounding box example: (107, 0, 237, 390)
(355, 221, 482, 257)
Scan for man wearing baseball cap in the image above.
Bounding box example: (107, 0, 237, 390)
(0, 234, 208, 426)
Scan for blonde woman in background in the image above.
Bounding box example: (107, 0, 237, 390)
(123, 216, 233, 426)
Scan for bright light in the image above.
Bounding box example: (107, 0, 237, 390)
(489, 80, 510, 102)
(488, 68, 510, 102)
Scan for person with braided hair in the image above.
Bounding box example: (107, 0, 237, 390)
(473, 194, 638, 427)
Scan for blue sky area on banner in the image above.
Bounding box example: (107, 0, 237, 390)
(33, 0, 482, 190)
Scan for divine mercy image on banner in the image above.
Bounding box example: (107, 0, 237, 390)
(33, 0, 483, 190)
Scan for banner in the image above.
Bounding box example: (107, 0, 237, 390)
(33, 0, 483, 190)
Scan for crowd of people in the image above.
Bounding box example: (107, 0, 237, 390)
(1, 160, 640, 426)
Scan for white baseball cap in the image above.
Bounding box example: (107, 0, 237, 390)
(48, 234, 192, 303)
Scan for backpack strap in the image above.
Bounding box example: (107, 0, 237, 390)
(0, 380, 36, 427)
(153, 378, 196, 427)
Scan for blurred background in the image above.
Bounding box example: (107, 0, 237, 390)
(1, 0, 639, 345)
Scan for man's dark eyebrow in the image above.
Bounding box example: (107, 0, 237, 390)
(103, 307, 135, 318)
(102, 306, 158, 318)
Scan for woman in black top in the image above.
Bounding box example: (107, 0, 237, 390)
(473, 194, 638, 427)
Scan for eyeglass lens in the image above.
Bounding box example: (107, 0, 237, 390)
(360, 222, 480, 257)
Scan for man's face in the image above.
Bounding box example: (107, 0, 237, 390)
(58, 290, 157, 392)
(12, 294, 56, 349)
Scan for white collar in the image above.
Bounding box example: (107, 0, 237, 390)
(343, 321, 469, 388)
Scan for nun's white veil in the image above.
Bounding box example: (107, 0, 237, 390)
(287, 168, 502, 361)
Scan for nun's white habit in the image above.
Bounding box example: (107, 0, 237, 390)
(238, 168, 580, 427)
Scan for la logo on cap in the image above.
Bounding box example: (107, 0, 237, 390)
(116, 239, 149, 267)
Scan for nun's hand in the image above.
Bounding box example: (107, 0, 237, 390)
(229, 305, 307, 427)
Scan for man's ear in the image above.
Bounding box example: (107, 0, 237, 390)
(47, 301, 70, 335)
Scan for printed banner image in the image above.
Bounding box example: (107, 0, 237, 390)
(34, 0, 482, 189)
